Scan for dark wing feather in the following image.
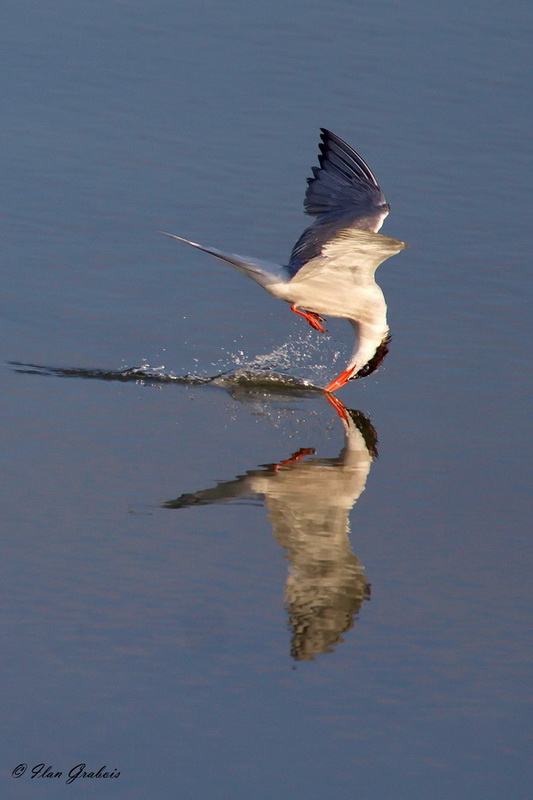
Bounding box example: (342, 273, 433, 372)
(288, 129, 390, 274)
(304, 129, 386, 216)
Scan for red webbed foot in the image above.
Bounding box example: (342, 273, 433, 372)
(290, 304, 327, 333)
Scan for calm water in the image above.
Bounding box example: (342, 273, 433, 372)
(3, 1, 531, 798)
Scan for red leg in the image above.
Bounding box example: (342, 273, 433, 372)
(271, 447, 316, 472)
(290, 304, 327, 333)
(279, 447, 315, 465)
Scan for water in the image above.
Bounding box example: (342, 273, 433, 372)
(3, 1, 531, 798)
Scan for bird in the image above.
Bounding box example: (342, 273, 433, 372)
(163, 129, 407, 392)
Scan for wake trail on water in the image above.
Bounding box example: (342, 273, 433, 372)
(9, 332, 339, 395)
(9, 361, 318, 391)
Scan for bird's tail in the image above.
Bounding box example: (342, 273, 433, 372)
(161, 232, 287, 289)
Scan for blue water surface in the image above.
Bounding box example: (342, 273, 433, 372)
(2, 1, 531, 798)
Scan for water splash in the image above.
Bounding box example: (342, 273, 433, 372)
(214, 330, 341, 387)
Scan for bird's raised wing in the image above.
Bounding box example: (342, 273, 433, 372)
(288, 129, 390, 273)
(304, 129, 387, 217)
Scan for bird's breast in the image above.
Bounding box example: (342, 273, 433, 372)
(273, 277, 385, 322)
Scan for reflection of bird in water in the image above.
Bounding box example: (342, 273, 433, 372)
(164, 395, 377, 661)
(163, 128, 407, 392)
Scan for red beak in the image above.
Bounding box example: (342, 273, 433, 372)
(324, 368, 353, 393)
(324, 391, 349, 421)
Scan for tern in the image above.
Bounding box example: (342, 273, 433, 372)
(163, 129, 407, 392)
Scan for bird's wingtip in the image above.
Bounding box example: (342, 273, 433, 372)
(160, 231, 198, 247)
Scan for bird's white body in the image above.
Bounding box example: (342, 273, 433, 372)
(163, 129, 407, 391)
